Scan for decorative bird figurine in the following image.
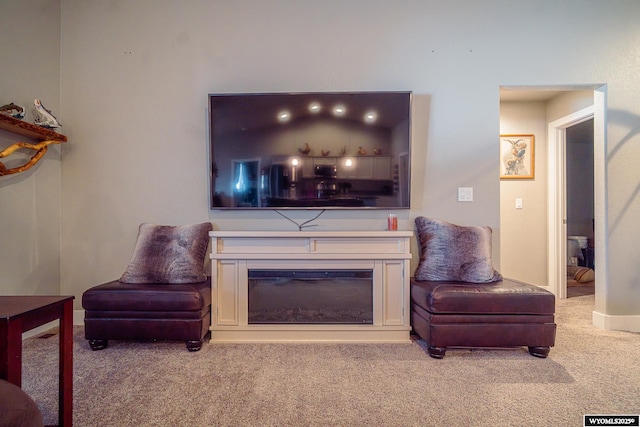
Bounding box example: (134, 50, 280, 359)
(321, 150, 330, 157)
(339, 146, 347, 156)
(0, 102, 25, 119)
(298, 143, 311, 155)
(33, 99, 62, 129)
(357, 146, 367, 155)
(373, 148, 382, 155)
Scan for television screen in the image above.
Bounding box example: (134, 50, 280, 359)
(208, 91, 411, 209)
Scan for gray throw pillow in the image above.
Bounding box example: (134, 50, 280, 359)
(120, 222, 212, 284)
(414, 216, 502, 283)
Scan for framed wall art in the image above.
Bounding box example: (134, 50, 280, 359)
(500, 134, 534, 179)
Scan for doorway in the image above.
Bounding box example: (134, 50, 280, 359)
(547, 88, 606, 302)
(565, 119, 595, 298)
(398, 152, 410, 207)
(500, 85, 606, 305)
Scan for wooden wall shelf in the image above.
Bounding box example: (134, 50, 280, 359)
(0, 114, 68, 176)
(0, 114, 67, 142)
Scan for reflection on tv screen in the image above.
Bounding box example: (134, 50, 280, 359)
(209, 91, 411, 210)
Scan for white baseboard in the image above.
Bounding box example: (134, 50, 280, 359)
(22, 310, 85, 340)
(593, 310, 640, 332)
(74, 309, 84, 326)
(22, 321, 60, 339)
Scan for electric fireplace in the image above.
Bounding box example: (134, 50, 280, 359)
(209, 230, 413, 343)
(248, 269, 373, 324)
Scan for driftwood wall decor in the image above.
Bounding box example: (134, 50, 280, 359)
(0, 140, 63, 176)
(0, 114, 67, 176)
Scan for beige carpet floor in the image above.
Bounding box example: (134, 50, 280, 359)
(21, 293, 640, 426)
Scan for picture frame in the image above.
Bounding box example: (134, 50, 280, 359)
(500, 134, 534, 179)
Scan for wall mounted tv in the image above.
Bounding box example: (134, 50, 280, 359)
(208, 91, 411, 210)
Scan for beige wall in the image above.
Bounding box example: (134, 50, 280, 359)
(499, 101, 549, 286)
(0, 0, 61, 295)
(547, 91, 597, 123)
(3, 1, 640, 330)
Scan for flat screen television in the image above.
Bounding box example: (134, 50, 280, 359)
(208, 91, 411, 210)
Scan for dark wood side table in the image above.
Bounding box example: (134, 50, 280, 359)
(0, 296, 74, 427)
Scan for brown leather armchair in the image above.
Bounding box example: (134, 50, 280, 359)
(82, 277, 211, 351)
(411, 278, 556, 358)
(82, 222, 213, 351)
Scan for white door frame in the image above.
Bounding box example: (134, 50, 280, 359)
(547, 87, 607, 300)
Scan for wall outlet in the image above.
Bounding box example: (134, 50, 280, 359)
(458, 187, 473, 202)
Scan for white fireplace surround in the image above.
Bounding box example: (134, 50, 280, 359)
(209, 231, 413, 343)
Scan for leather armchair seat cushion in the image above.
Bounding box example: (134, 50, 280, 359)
(411, 278, 555, 315)
(82, 278, 211, 312)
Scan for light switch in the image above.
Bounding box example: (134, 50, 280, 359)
(515, 198, 523, 209)
(458, 187, 473, 202)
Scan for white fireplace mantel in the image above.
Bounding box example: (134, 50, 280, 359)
(209, 230, 413, 343)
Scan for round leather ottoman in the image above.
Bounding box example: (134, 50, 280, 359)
(0, 379, 43, 427)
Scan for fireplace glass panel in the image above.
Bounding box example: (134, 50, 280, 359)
(248, 269, 373, 324)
